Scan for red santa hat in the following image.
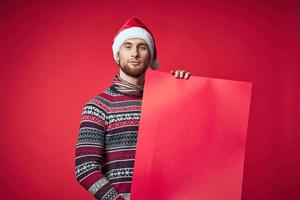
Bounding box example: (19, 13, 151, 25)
(112, 16, 160, 70)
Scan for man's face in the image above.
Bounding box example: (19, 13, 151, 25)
(118, 38, 151, 78)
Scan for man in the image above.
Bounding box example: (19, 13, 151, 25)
(75, 16, 191, 200)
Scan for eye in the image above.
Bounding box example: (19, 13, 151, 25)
(124, 44, 131, 49)
(139, 46, 147, 51)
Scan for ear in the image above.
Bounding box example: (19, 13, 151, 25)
(116, 54, 120, 64)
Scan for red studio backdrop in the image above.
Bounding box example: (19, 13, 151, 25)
(0, 1, 299, 200)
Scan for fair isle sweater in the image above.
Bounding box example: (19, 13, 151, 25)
(75, 73, 144, 200)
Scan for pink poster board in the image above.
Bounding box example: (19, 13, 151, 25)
(131, 69, 252, 200)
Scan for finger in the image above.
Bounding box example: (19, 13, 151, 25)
(179, 70, 186, 78)
(175, 70, 180, 78)
(184, 72, 191, 79)
(170, 70, 175, 74)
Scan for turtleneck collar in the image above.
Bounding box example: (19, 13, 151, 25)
(112, 72, 144, 98)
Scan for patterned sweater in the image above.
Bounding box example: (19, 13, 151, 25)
(75, 73, 144, 200)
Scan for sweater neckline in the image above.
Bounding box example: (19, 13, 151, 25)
(112, 73, 144, 98)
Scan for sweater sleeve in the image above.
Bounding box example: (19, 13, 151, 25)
(75, 101, 125, 200)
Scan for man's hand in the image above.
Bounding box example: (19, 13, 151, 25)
(170, 70, 191, 79)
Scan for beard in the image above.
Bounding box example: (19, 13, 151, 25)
(119, 62, 149, 78)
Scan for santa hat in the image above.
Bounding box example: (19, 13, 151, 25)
(112, 16, 160, 70)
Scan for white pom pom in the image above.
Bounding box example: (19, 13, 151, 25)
(150, 60, 160, 70)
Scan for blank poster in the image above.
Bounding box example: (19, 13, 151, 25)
(131, 69, 252, 200)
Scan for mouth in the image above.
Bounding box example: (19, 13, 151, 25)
(129, 62, 141, 66)
(128, 59, 141, 65)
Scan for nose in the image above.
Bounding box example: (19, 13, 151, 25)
(131, 47, 139, 57)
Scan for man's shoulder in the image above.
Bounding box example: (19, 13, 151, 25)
(92, 85, 122, 102)
(83, 85, 119, 111)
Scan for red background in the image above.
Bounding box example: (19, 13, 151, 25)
(0, 0, 299, 199)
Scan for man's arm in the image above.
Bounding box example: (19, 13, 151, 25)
(75, 101, 125, 200)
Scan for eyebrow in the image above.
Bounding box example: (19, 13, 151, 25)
(123, 42, 148, 46)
